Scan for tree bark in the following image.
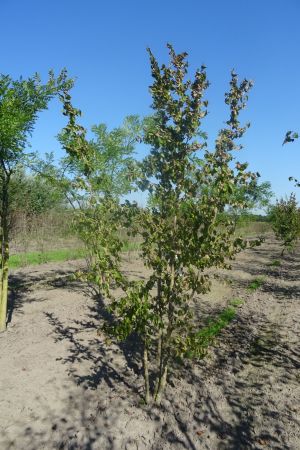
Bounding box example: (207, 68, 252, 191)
(154, 214, 177, 404)
(154, 360, 168, 404)
(0, 173, 10, 332)
(143, 340, 150, 404)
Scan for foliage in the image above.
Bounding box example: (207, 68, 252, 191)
(283, 131, 299, 187)
(270, 193, 300, 254)
(283, 131, 299, 146)
(229, 180, 273, 214)
(57, 95, 143, 296)
(267, 259, 281, 267)
(100, 44, 262, 404)
(288, 176, 300, 188)
(9, 169, 65, 217)
(0, 70, 72, 170)
(0, 69, 72, 332)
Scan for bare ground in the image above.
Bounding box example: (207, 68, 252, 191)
(0, 236, 299, 450)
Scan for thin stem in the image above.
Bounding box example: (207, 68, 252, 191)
(0, 171, 10, 332)
(143, 339, 150, 404)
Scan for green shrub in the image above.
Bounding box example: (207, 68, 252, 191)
(270, 193, 300, 255)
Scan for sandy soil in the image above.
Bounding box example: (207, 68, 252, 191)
(0, 236, 299, 450)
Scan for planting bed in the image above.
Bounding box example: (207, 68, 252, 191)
(0, 236, 299, 449)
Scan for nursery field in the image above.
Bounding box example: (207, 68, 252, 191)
(1, 3, 300, 450)
(0, 234, 299, 450)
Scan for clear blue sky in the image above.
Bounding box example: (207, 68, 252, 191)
(1, 0, 300, 205)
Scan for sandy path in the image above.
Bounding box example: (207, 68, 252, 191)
(0, 237, 299, 449)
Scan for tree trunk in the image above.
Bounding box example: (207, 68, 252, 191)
(153, 273, 164, 401)
(0, 173, 10, 333)
(154, 332, 164, 401)
(156, 276, 162, 367)
(154, 263, 175, 404)
(154, 217, 177, 404)
(0, 252, 9, 332)
(143, 340, 150, 404)
(154, 360, 168, 404)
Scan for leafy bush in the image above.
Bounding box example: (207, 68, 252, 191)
(270, 194, 300, 255)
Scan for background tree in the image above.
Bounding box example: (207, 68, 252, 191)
(103, 45, 261, 404)
(270, 193, 300, 255)
(227, 179, 273, 225)
(9, 169, 65, 216)
(57, 93, 142, 294)
(8, 168, 66, 246)
(0, 70, 72, 332)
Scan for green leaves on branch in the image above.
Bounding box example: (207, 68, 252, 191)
(106, 44, 262, 403)
(0, 69, 73, 332)
(0, 70, 72, 170)
(283, 130, 299, 187)
(57, 45, 263, 404)
(57, 94, 143, 303)
(283, 130, 299, 146)
(74, 199, 125, 298)
(59, 89, 91, 177)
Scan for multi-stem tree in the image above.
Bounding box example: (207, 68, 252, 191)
(270, 193, 300, 255)
(107, 45, 261, 403)
(0, 70, 72, 332)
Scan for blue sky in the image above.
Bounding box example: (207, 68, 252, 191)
(1, 0, 300, 205)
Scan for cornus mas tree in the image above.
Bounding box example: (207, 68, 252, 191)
(107, 45, 261, 404)
(0, 70, 72, 332)
(60, 45, 261, 404)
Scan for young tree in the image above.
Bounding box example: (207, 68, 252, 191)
(60, 45, 261, 405)
(106, 45, 261, 403)
(0, 70, 72, 332)
(270, 193, 300, 255)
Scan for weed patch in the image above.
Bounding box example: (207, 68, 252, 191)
(229, 298, 244, 307)
(247, 276, 266, 291)
(187, 305, 239, 359)
(267, 260, 281, 267)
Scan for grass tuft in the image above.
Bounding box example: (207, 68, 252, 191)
(229, 298, 244, 307)
(197, 307, 236, 341)
(186, 303, 240, 359)
(267, 260, 281, 267)
(122, 241, 141, 252)
(247, 276, 266, 291)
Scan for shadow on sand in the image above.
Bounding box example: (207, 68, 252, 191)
(3, 239, 299, 449)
